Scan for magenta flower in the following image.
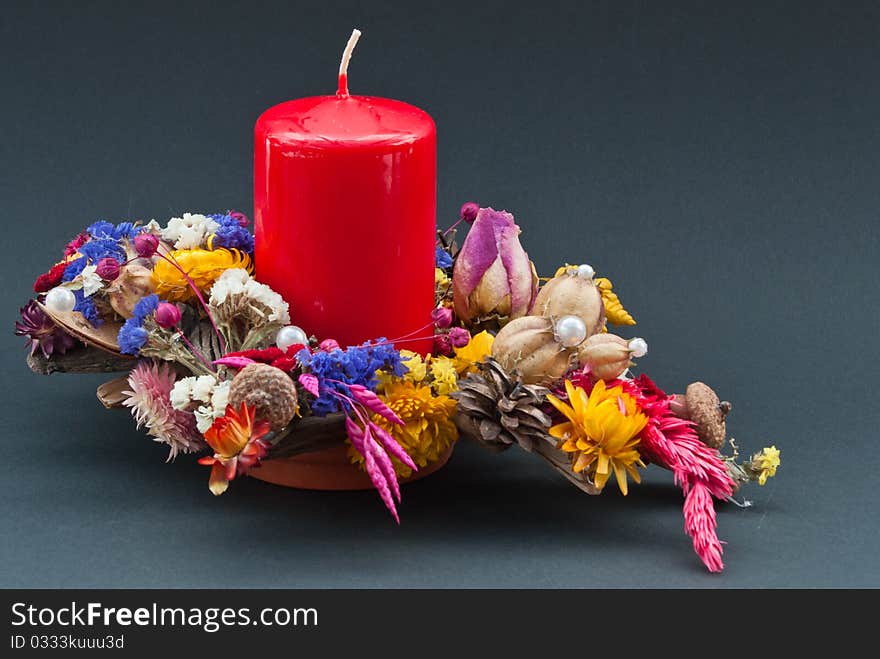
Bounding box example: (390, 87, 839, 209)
(95, 257, 120, 281)
(452, 207, 537, 326)
(133, 232, 159, 258)
(154, 302, 182, 329)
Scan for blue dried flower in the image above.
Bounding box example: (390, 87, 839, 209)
(118, 294, 159, 355)
(209, 213, 255, 253)
(73, 289, 103, 327)
(297, 339, 406, 416)
(62, 257, 87, 282)
(435, 246, 453, 270)
(78, 237, 127, 264)
(87, 221, 141, 241)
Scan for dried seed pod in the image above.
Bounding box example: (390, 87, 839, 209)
(669, 382, 731, 449)
(531, 267, 604, 336)
(105, 264, 156, 319)
(577, 333, 636, 380)
(491, 315, 577, 385)
(229, 363, 298, 432)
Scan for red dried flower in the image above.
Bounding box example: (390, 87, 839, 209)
(198, 403, 271, 496)
(33, 261, 68, 293)
(63, 232, 90, 258)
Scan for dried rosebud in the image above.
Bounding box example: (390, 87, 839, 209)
(448, 327, 470, 348)
(95, 257, 121, 281)
(452, 207, 538, 327)
(433, 333, 454, 356)
(460, 201, 480, 224)
(319, 338, 340, 352)
(431, 306, 454, 329)
(154, 302, 182, 329)
(133, 232, 159, 258)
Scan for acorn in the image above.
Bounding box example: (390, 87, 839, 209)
(491, 315, 578, 385)
(669, 382, 731, 449)
(577, 333, 648, 380)
(228, 363, 298, 432)
(531, 264, 604, 336)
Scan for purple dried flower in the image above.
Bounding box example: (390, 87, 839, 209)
(14, 300, 76, 358)
(95, 257, 121, 281)
(433, 333, 453, 356)
(133, 233, 159, 258)
(154, 302, 181, 329)
(431, 306, 453, 329)
(448, 327, 471, 348)
(460, 201, 480, 224)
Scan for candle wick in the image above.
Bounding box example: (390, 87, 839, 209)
(337, 28, 361, 97)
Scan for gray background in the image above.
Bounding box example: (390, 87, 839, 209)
(1, 1, 877, 587)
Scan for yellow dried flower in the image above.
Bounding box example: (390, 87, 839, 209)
(452, 330, 495, 374)
(349, 380, 458, 478)
(596, 277, 635, 326)
(546, 379, 647, 494)
(752, 446, 781, 485)
(152, 248, 253, 302)
(429, 356, 458, 395)
(400, 350, 427, 383)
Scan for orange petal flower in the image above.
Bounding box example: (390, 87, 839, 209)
(198, 403, 271, 496)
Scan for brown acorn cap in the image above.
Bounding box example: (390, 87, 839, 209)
(684, 382, 730, 449)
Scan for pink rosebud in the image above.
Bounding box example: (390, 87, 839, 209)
(229, 211, 250, 227)
(431, 306, 454, 329)
(433, 333, 453, 356)
(460, 201, 480, 224)
(95, 257, 120, 281)
(319, 338, 340, 352)
(154, 302, 181, 329)
(448, 327, 471, 348)
(452, 207, 538, 326)
(134, 232, 159, 258)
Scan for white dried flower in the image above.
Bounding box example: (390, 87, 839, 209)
(209, 268, 290, 326)
(171, 375, 231, 433)
(80, 264, 104, 297)
(161, 213, 220, 250)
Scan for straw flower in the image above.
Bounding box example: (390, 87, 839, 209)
(151, 248, 252, 303)
(547, 379, 648, 495)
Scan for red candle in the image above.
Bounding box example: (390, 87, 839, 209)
(254, 30, 436, 353)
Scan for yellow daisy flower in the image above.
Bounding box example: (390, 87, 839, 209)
(546, 379, 648, 495)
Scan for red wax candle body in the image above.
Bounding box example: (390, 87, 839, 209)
(254, 92, 436, 353)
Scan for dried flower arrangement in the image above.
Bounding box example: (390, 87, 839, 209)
(16, 205, 780, 573)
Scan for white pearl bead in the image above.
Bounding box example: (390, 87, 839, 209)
(276, 325, 309, 351)
(628, 337, 648, 358)
(44, 286, 76, 313)
(555, 315, 588, 348)
(576, 264, 595, 280)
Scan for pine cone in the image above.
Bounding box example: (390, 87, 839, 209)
(228, 363, 298, 431)
(452, 358, 552, 452)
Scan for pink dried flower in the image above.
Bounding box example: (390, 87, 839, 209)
(298, 373, 320, 397)
(348, 384, 404, 426)
(229, 211, 250, 227)
(133, 232, 159, 258)
(431, 307, 453, 329)
(460, 201, 480, 224)
(319, 338, 340, 352)
(433, 333, 453, 356)
(448, 327, 471, 348)
(95, 257, 121, 281)
(122, 361, 204, 460)
(154, 302, 182, 329)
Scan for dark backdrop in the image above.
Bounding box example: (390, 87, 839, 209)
(2, 1, 877, 587)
